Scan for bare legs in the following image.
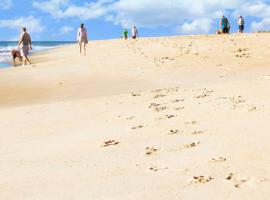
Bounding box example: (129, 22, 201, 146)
(22, 56, 31, 66)
(79, 43, 82, 54)
(79, 42, 86, 56)
(83, 43, 86, 56)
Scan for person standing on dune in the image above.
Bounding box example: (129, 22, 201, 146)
(238, 15, 245, 33)
(123, 29, 129, 40)
(220, 15, 230, 34)
(18, 27, 32, 66)
(77, 23, 88, 56)
(131, 26, 139, 39)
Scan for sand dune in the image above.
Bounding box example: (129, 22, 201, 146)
(1, 33, 270, 199)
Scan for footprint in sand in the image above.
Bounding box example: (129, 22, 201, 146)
(148, 103, 161, 108)
(185, 121, 197, 125)
(156, 114, 177, 120)
(149, 166, 159, 172)
(152, 89, 164, 93)
(245, 104, 257, 112)
(172, 99, 185, 103)
(175, 106, 185, 111)
(165, 114, 177, 119)
(145, 147, 160, 156)
(192, 176, 214, 184)
(226, 173, 248, 188)
(131, 125, 144, 130)
(149, 103, 168, 112)
(154, 94, 167, 99)
(102, 140, 120, 147)
(171, 142, 201, 152)
(149, 166, 168, 172)
(126, 116, 135, 120)
(182, 142, 201, 150)
(210, 157, 227, 163)
(191, 130, 206, 135)
(195, 90, 214, 99)
(132, 92, 142, 97)
(162, 56, 176, 61)
(153, 106, 167, 112)
(168, 129, 183, 135)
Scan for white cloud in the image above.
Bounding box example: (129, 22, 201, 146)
(0, 0, 12, 9)
(59, 26, 74, 34)
(251, 18, 270, 31)
(109, 0, 247, 28)
(0, 16, 44, 33)
(177, 18, 212, 34)
(32, 0, 270, 34)
(234, 1, 270, 18)
(33, 0, 113, 20)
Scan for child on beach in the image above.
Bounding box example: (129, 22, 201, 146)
(123, 29, 129, 40)
(18, 27, 32, 66)
(77, 23, 88, 56)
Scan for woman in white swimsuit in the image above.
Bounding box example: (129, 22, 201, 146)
(77, 23, 88, 56)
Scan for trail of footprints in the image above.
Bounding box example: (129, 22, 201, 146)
(235, 48, 251, 58)
(125, 39, 199, 67)
(101, 86, 257, 188)
(125, 39, 252, 70)
(215, 96, 257, 111)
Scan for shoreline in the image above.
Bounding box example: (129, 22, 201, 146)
(0, 42, 76, 69)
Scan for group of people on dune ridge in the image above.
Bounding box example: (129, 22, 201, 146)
(123, 26, 139, 40)
(217, 15, 245, 34)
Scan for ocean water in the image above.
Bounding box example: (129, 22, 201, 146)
(0, 41, 75, 68)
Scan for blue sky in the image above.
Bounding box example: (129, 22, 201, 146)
(0, 0, 270, 41)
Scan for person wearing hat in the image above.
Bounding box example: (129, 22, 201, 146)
(238, 15, 245, 33)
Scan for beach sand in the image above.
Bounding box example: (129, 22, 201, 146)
(1, 33, 270, 199)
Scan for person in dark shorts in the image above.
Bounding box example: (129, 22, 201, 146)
(18, 27, 32, 66)
(238, 15, 245, 33)
(220, 15, 230, 34)
(131, 26, 138, 39)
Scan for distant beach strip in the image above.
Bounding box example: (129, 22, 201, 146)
(0, 41, 75, 68)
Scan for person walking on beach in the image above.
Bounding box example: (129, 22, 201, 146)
(77, 23, 88, 56)
(18, 27, 32, 66)
(131, 26, 138, 39)
(123, 29, 129, 40)
(220, 15, 230, 34)
(238, 15, 245, 33)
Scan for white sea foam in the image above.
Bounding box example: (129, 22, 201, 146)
(0, 42, 74, 65)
